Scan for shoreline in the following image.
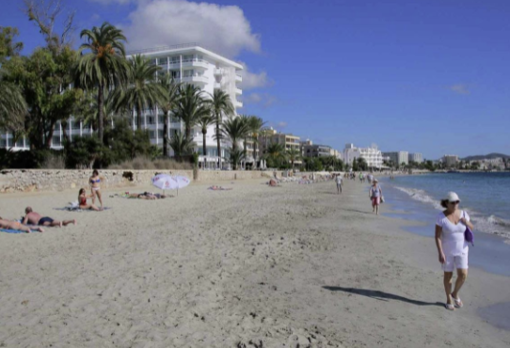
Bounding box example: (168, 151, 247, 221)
(0, 178, 509, 347)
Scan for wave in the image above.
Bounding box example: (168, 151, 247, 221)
(394, 186, 510, 242)
(394, 186, 443, 210)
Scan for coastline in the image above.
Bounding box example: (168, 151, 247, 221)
(0, 178, 509, 347)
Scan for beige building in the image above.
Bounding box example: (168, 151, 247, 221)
(442, 155, 459, 168)
(259, 128, 302, 165)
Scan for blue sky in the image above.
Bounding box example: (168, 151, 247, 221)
(2, 0, 510, 159)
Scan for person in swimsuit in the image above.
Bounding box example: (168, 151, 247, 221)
(0, 217, 44, 233)
(23, 207, 76, 227)
(79, 188, 101, 211)
(89, 169, 103, 209)
(435, 192, 474, 311)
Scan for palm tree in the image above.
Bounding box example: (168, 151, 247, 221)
(157, 77, 181, 157)
(208, 89, 234, 168)
(196, 113, 214, 168)
(229, 147, 246, 171)
(264, 142, 287, 168)
(174, 84, 209, 142)
(169, 131, 193, 162)
(286, 148, 301, 169)
(221, 116, 250, 170)
(247, 116, 265, 167)
(115, 55, 165, 130)
(76, 22, 129, 144)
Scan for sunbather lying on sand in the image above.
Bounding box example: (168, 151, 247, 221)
(0, 217, 44, 233)
(128, 192, 168, 200)
(23, 207, 76, 227)
(208, 186, 233, 191)
(268, 179, 279, 187)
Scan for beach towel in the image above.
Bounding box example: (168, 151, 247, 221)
(0, 228, 42, 234)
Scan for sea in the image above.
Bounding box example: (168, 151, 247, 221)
(378, 172, 510, 331)
(379, 172, 510, 277)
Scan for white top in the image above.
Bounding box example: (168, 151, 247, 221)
(436, 210, 470, 256)
(335, 176, 342, 184)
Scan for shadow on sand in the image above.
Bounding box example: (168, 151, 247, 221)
(323, 286, 443, 307)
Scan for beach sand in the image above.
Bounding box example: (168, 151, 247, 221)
(0, 179, 509, 347)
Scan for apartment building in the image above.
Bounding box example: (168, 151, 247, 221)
(303, 144, 332, 158)
(409, 153, 424, 163)
(1, 44, 243, 168)
(344, 143, 383, 168)
(382, 151, 409, 166)
(259, 128, 302, 165)
(442, 154, 459, 168)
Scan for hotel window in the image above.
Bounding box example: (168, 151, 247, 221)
(149, 131, 155, 139)
(158, 57, 168, 65)
(158, 130, 164, 138)
(147, 116, 155, 125)
(71, 121, 81, 130)
(15, 138, 24, 148)
(170, 57, 179, 64)
(52, 136, 61, 146)
(0, 138, 6, 147)
(149, 59, 156, 65)
(171, 70, 180, 78)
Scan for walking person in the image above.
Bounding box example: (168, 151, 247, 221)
(335, 174, 343, 194)
(89, 169, 104, 209)
(435, 192, 474, 311)
(369, 179, 382, 214)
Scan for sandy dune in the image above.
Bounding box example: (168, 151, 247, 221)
(0, 179, 509, 347)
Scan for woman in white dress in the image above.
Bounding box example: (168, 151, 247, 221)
(435, 192, 474, 310)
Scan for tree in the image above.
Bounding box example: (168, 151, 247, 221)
(221, 116, 250, 170)
(4, 47, 82, 149)
(0, 79, 27, 148)
(229, 147, 246, 171)
(196, 113, 214, 168)
(246, 115, 265, 167)
(358, 157, 368, 171)
(286, 147, 301, 168)
(157, 77, 181, 157)
(24, 0, 75, 55)
(264, 142, 287, 169)
(76, 22, 129, 144)
(114, 54, 165, 130)
(169, 131, 193, 162)
(173, 84, 209, 142)
(0, 27, 23, 63)
(208, 89, 234, 168)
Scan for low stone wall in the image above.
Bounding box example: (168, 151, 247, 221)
(0, 169, 265, 193)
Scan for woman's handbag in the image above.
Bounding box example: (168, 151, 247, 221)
(463, 211, 474, 246)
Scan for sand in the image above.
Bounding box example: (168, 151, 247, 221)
(0, 178, 509, 348)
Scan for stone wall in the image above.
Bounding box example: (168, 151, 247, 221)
(0, 169, 266, 193)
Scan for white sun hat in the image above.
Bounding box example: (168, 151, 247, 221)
(446, 192, 460, 202)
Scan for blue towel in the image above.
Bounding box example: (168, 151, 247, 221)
(1, 228, 28, 234)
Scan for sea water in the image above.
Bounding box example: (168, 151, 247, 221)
(379, 172, 510, 277)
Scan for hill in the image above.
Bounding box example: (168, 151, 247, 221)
(462, 153, 510, 161)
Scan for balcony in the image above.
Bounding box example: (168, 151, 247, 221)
(235, 100, 243, 108)
(235, 74, 242, 82)
(235, 88, 242, 95)
(214, 82, 221, 89)
(181, 75, 208, 84)
(167, 58, 209, 70)
(214, 68, 223, 75)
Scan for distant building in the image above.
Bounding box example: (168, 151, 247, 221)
(442, 155, 459, 168)
(382, 151, 409, 167)
(259, 127, 302, 165)
(409, 153, 424, 163)
(303, 144, 332, 158)
(344, 143, 383, 168)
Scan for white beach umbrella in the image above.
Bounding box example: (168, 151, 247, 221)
(172, 175, 190, 195)
(151, 174, 178, 190)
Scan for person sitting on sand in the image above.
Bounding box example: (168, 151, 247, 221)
(0, 217, 44, 233)
(79, 188, 101, 211)
(23, 207, 76, 227)
(127, 192, 168, 199)
(208, 186, 233, 191)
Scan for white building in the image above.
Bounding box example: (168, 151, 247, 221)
(382, 151, 409, 167)
(442, 154, 459, 168)
(1, 44, 243, 168)
(344, 143, 383, 169)
(409, 153, 423, 163)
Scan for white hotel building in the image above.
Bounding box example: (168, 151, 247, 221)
(1, 44, 243, 167)
(343, 143, 383, 169)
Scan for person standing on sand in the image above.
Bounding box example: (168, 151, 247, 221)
(23, 207, 76, 227)
(335, 174, 343, 194)
(369, 179, 382, 214)
(435, 192, 474, 311)
(89, 169, 104, 209)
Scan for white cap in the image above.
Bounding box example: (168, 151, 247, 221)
(446, 192, 460, 202)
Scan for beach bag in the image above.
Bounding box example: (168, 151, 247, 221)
(463, 211, 474, 246)
(380, 196, 385, 203)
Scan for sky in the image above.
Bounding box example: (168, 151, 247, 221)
(2, 0, 510, 159)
